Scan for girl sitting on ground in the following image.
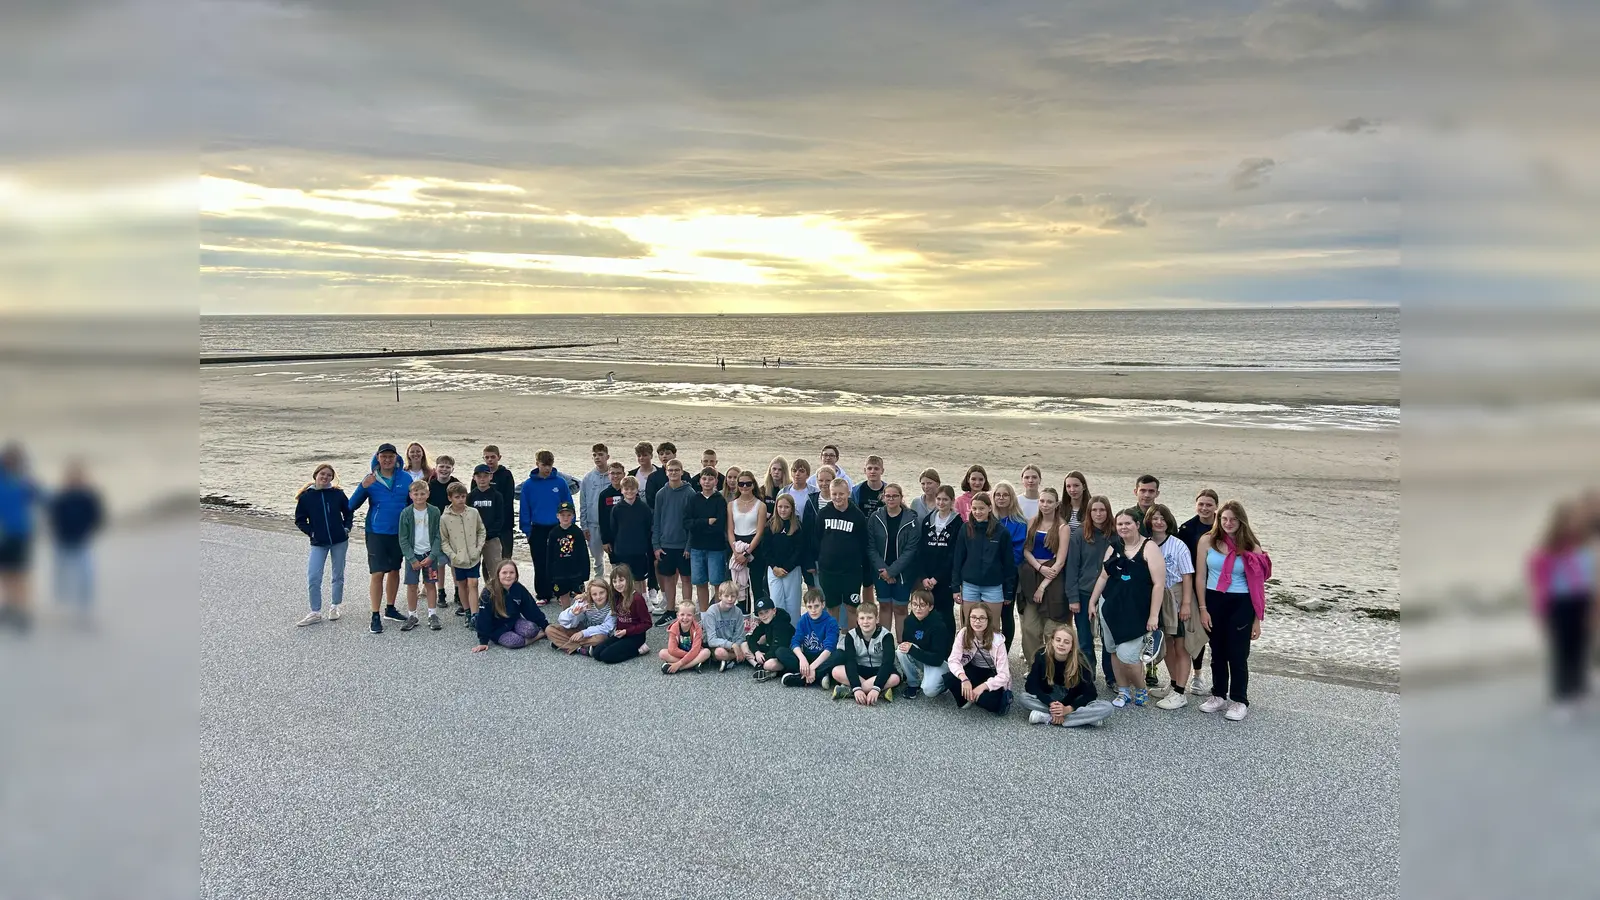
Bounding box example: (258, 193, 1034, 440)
(471, 559, 547, 651)
(1021, 624, 1114, 727)
(594, 564, 652, 664)
(942, 604, 1012, 715)
(547, 578, 615, 655)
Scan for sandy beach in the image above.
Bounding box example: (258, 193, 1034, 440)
(201, 359, 1399, 682)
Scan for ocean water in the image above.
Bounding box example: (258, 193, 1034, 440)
(203, 308, 1399, 371)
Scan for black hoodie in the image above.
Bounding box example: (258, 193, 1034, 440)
(467, 483, 507, 539)
(952, 516, 1017, 596)
(1025, 649, 1098, 708)
(813, 500, 869, 577)
(545, 522, 591, 585)
(749, 608, 796, 656)
(900, 610, 953, 666)
(609, 496, 654, 560)
(598, 484, 624, 546)
(685, 490, 730, 552)
(762, 516, 808, 573)
(917, 510, 961, 589)
(489, 465, 517, 541)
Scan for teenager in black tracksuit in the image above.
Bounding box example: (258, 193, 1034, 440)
(811, 492, 870, 628)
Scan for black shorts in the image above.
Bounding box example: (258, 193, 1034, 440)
(551, 579, 584, 597)
(817, 569, 862, 609)
(365, 531, 403, 574)
(0, 535, 31, 572)
(656, 549, 689, 577)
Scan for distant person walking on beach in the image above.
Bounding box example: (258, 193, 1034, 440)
(0, 444, 39, 631)
(48, 459, 104, 618)
(1528, 501, 1597, 717)
(293, 463, 351, 626)
(350, 442, 414, 634)
(1193, 500, 1271, 721)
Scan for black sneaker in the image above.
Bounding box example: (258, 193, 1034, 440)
(902, 686, 920, 700)
(428, 614, 442, 631)
(383, 605, 408, 622)
(718, 659, 734, 673)
(654, 610, 675, 627)
(661, 662, 673, 675)
(401, 615, 420, 632)
(781, 673, 803, 687)
(753, 669, 777, 683)
(454, 606, 467, 617)
(370, 612, 383, 634)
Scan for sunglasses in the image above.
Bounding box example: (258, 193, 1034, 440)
(738, 481, 755, 488)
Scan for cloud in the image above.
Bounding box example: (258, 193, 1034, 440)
(1332, 117, 1380, 134)
(1230, 157, 1277, 191)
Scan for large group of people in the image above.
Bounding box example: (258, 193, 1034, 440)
(295, 439, 1273, 724)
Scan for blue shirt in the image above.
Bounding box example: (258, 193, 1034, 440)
(1205, 546, 1249, 593)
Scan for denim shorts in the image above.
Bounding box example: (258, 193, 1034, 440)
(452, 563, 481, 580)
(690, 548, 728, 586)
(960, 582, 1005, 604)
(874, 576, 910, 606)
(403, 559, 440, 585)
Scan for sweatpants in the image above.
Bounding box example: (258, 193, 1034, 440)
(768, 567, 804, 622)
(587, 530, 606, 578)
(894, 649, 948, 696)
(481, 534, 504, 588)
(524, 524, 555, 600)
(942, 663, 1011, 714)
(1547, 595, 1594, 700)
(776, 647, 831, 678)
(594, 631, 649, 664)
(1017, 690, 1115, 727)
(1207, 589, 1256, 705)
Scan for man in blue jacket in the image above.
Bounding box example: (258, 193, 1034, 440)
(349, 443, 414, 634)
(0, 443, 39, 631)
(519, 449, 574, 604)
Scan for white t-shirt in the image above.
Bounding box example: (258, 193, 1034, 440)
(1018, 496, 1040, 522)
(413, 510, 431, 556)
(1157, 535, 1195, 589)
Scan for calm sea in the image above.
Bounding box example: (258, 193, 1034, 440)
(203, 308, 1399, 372)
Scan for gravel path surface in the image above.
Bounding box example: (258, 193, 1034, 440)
(201, 522, 1398, 899)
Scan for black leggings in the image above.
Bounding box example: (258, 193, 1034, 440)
(593, 632, 648, 664)
(776, 647, 829, 677)
(942, 663, 1009, 714)
(1207, 589, 1256, 705)
(1547, 596, 1593, 700)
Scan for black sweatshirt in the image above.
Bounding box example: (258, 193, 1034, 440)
(545, 522, 591, 585)
(1025, 650, 1099, 708)
(812, 500, 870, 576)
(900, 610, 953, 666)
(685, 490, 730, 551)
(609, 496, 654, 560)
(490, 465, 518, 540)
(749, 608, 795, 657)
(762, 518, 807, 573)
(952, 518, 1017, 596)
(426, 475, 460, 512)
(474, 582, 549, 646)
(917, 512, 961, 589)
(597, 485, 624, 546)
(467, 484, 507, 540)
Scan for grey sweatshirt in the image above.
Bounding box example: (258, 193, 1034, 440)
(651, 481, 695, 550)
(701, 603, 747, 648)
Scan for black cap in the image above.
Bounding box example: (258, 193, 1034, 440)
(376, 442, 398, 455)
(556, 501, 575, 514)
(473, 464, 493, 475)
(754, 597, 775, 613)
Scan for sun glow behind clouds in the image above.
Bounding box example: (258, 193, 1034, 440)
(201, 173, 924, 290)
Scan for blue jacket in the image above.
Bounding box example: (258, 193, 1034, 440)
(790, 610, 840, 658)
(348, 467, 414, 535)
(295, 485, 353, 547)
(518, 468, 574, 532)
(0, 471, 37, 538)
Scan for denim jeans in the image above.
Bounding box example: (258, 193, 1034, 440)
(895, 649, 948, 696)
(960, 582, 1005, 604)
(308, 541, 348, 612)
(690, 548, 728, 586)
(54, 544, 94, 610)
(767, 567, 804, 622)
(1073, 589, 1112, 687)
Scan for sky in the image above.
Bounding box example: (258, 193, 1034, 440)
(9, 0, 1590, 316)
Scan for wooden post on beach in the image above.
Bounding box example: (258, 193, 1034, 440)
(392, 372, 399, 402)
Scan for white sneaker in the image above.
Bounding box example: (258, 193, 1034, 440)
(1028, 710, 1051, 726)
(1199, 695, 1229, 714)
(1225, 702, 1249, 721)
(1189, 673, 1208, 694)
(1156, 691, 1189, 710)
(296, 612, 323, 626)
(327, 604, 342, 621)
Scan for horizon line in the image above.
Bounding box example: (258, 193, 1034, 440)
(201, 302, 1400, 318)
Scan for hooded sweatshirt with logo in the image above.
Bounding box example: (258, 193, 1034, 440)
(518, 468, 574, 533)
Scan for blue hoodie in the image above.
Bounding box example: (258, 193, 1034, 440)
(348, 459, 414, 536)
(790, 609, 840, 657)
(0, 471, 38, 538)
(518, 468, 574, 532)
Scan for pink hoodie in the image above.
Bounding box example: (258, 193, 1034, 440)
(946, 632, 1011, 688)
(1214, 536, 1272, 620)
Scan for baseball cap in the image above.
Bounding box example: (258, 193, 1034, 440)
(376, 442, 398, 455)
(556, 501, 575, 514)
(473, 464, 493, 475)
(754, 597, 775, 613)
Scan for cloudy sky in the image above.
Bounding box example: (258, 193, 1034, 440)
(185, 0, 1577, 314)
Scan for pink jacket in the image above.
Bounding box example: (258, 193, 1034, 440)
(946, 632, 1011, 688)
(1215, 538, 1272, 620)
(728, 539, 751, 591)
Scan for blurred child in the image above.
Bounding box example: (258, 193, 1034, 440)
(779, 589, 839, 688)
(895, 589, 951, 698)
(547, 578, 614, 655)
(659, 600, 710, 674)
(545, 501, 590, 608)
(471, 560, 547, 651)
(1021, 624, 1114, 727)
(440, 482, 486, 622)
(397, 479, 445, 632)
(749, 596, 795, 681)
(0, 443, 40, 630)
(702, 580, 751, 671)
(829, 601, 902, 704)
(1529, 501, 1598, 716)
(292, 463, 350, 626)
